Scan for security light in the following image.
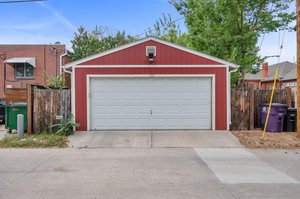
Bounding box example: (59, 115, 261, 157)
(146, 46, 156, 63)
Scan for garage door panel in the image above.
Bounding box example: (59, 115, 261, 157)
(90, 77, 212, 130)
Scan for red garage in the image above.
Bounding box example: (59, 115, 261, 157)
(64, 37, 237, 131)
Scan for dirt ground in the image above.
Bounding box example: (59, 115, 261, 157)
(232, 130, 300, 149)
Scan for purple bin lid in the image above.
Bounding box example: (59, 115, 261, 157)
(260, 103, 288, 107)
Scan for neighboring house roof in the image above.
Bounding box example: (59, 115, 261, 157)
(64, 37, 238, 69)
(244, 72, 261, 80)
(244, 61, 296, 82)
(282, 66, 296, 81)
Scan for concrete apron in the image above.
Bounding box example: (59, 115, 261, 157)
(194, 148, 299, 184)
(68, 130, 243, 148)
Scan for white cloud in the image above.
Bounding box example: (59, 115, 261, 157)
(38, 2, 76, 32)
(0, 30, 72, 48)
(0, 21, 55, 31)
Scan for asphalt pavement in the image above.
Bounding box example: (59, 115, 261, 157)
(0, 148, 299, 199)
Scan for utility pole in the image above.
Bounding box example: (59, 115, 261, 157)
(297, 0, 300, 137)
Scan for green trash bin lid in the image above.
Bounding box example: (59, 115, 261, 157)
(9, 102, 27, 107)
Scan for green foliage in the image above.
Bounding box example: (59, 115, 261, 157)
(170, 0, 295, 83)
(0, 134, 68, 148)
(48, 114, 80, 136)
(146, 13, 188, 46)
(231, 71, 241, 88)
(70, 26, 137, 61)
(45, 73, 67, 90)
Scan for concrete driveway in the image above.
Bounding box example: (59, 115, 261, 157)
(0, 148, 299, 199)
(69, 130, 243, 148)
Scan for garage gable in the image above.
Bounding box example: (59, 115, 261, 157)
(65, 37, 237, 67)
(71, 37, 235, 132)
(81, 40, 220, 65)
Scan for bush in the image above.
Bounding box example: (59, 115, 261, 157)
(48, 114, 80, 136)
(45, 73, 67, 90)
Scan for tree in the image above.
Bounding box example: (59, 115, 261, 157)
(146, 13, 188, 46)
(170, 0, 295, 86)
(70, 26, 137, 61)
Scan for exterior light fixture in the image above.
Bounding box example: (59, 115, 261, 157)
(146, 46, 156, 63)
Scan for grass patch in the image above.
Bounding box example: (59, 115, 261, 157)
(233, 130, 300, 149)
(0, 133, 68, 148)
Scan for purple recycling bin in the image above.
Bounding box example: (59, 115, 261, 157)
(260, 103, 288, 132)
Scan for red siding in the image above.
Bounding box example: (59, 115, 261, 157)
(75, 67, 227, 131)
(82, 40, 221, 65)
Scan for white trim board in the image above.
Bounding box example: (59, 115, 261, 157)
(75, 64, 227, 68)
(71, 67, 76, 119)
(226, 65, 230, 131)
(64, 37, 238, 69)
(86, 74, 216, 131)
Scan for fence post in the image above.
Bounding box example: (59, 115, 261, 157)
(26, 84, 32, 135)
(17, 114, 24, 137)
(287, 87, 292, 107)
(249, 86, 254, 130)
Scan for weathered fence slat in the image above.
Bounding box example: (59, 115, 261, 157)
(32, 89, 71, 134)
(231, 87, 251, 130)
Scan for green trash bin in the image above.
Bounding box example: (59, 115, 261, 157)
(5, 102, 27, 133)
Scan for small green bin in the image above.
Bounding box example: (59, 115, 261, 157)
(5, 102, 27, 133)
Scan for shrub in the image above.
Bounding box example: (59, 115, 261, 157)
(48, 114, 80, 136)
(45, 73, 67, 90)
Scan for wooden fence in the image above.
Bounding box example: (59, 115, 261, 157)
(5, 88, 27, 104)
(231, 87, 292, 130)
(28, 86, 71, 134)
(231, 87, 253, 131)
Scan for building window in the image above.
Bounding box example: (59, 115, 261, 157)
(15, 63, 34, 78)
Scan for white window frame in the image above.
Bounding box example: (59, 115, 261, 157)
(15, 63, 34, 79)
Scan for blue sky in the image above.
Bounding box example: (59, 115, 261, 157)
(0, 0, 296, 65)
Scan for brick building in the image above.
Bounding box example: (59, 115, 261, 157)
(0, 44, 70, 98)
(244, 61, 296, 90)
(244, 61, 297, 107)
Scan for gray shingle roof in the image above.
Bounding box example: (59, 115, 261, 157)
(244, 61, 296, 82)
(282, 66, 296, 81)
(244, 72, 261, 80)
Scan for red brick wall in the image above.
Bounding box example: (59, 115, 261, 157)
(261, 81, 282, 89)
(245, 80, 260, 89)
(0, 44, 67, 98)
(246, 80, 297, 90)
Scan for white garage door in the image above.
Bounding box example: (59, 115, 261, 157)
(89, 77, 212, 130)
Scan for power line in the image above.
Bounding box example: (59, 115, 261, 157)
(279, 30, 285, 56)
(277, 30, 285, 63)
(135, 16, 185, 38)
(259, 34, 265, 49)
(278, 30, 281, 56)
(0, 0, 45, 4)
